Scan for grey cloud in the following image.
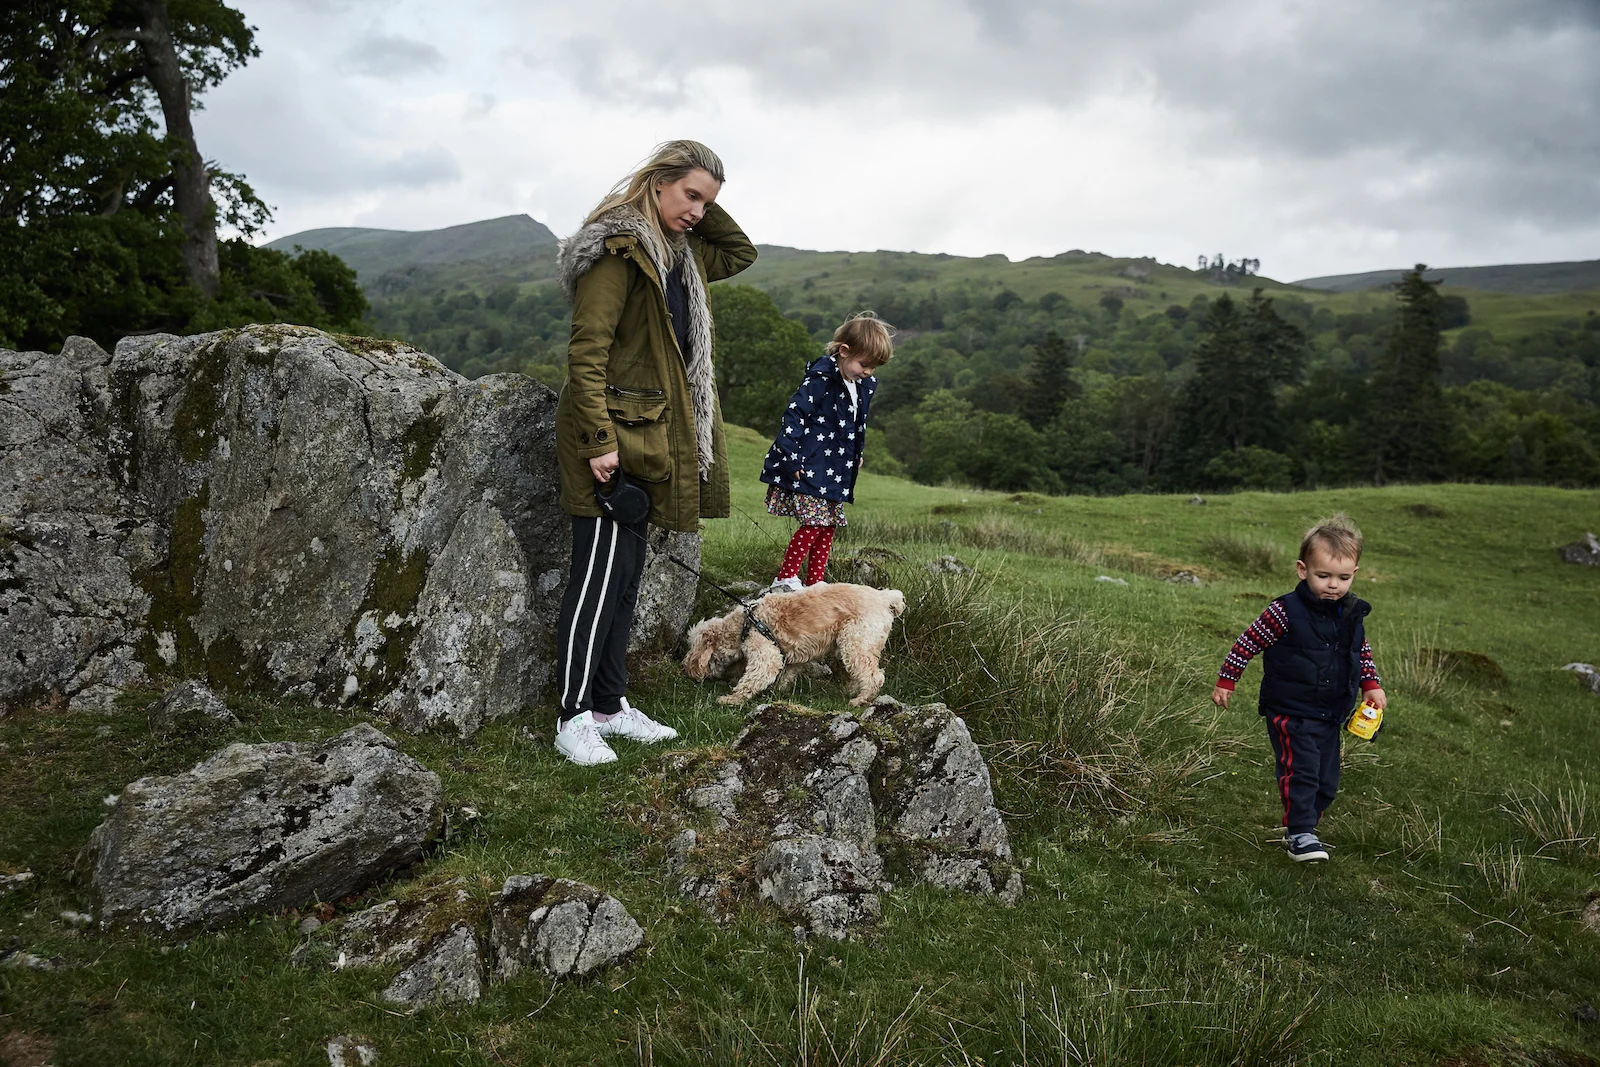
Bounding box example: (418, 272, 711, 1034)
(344, 32, 445, 76)
(372, 145, 462, 187)
(510, 0, 1599, 238)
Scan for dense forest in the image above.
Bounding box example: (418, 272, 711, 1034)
(368, 262, 1600, 493)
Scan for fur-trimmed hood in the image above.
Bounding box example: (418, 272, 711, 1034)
(557, 205, 718, 479)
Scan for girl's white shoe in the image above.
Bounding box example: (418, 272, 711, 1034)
(595, 698, 679, 744)
(554, 711, 618, 766)
(769, 576, 804, 593)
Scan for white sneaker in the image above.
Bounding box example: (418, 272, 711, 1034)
(769, 576, 803, 593)
(554, 711, 617, 766)
(596, 698, 679, 744)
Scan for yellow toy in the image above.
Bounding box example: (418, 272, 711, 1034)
(1346, 699, 1383, 740)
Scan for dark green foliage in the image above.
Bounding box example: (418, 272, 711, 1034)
(1020, 331, 1081, 428)
(708, 285, 813, 435)
(0, 1, 366, 350)
(1163, 290, 1307, 490)
(1370, 266, 1451, 484)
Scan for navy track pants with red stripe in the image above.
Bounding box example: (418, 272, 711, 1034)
(1264, 713, 1343, 835)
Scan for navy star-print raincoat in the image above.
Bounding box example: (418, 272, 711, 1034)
(760, 354, 878, 503)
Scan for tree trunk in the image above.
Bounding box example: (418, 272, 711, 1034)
(134, 0, 218, 297)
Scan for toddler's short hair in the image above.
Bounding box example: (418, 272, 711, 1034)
(1299, 513, 1363, 563)
(827, 311, 896, 369)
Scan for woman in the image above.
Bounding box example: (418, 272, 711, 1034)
(550, 140, 757, 766)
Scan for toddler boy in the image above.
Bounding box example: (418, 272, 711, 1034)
(1210, 515, 1387, 862)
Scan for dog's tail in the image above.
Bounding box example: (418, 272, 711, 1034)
(884, 588, 906, 617)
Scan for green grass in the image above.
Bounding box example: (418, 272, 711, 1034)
(4, 428, 1600, 1064)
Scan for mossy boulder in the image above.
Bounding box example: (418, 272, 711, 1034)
(0, 327, 702, 732)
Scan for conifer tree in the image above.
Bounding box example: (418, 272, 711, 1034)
(1369, 265, 1449, 484)
(1021, 331, 1080, 428)
(1162, 290, 1305, 488)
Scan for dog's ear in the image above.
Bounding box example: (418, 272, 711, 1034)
(885, 589, 906, 617)
(683, 621, 714, 679)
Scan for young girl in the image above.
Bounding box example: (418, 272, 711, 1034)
(761, 312, 896, 591)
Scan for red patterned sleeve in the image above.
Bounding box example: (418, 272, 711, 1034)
(1215, 599, 1289, 690)
(1358, 640, 1382, 691)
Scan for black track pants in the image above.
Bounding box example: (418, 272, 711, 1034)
(1264, 713, 1343, 835)
(555, 515, 648, 722)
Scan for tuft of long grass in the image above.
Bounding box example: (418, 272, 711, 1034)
(1502, 770, 1596, 858)
(1384, 625, 1462, 700)
(1397, 802, 1445, 859)
(1469, 844, 1527, 898)
(884, 566, 1208, 814)
(1201, 531, 1286, 575)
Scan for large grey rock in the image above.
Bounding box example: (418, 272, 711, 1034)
(489, 874, 645, 979)
(0, 328, 701, 731)
(662, 699, 1021, 940)
(1561, 533, 1600, 566)
(0, 338, 155, 713)
(82, 723, 442, 933)
(145, 679, 238, 736)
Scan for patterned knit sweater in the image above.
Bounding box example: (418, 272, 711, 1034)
(1215, 597, 1382, 691)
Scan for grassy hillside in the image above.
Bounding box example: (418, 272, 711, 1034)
(5, 441, 1600, 1065)
(1296, 260, 1600, 296)
(264, 215, 557, 282)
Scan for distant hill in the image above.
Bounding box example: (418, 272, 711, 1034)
(1293, 259, 1600, 295)
(265, 215, 558, 282)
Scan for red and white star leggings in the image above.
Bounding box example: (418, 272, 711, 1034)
(776, 525, 834, 585)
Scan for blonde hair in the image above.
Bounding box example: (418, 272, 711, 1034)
(586, 140, 725, 260)
(1299, 513, 1363, 563)
(827, 311, 897, 369)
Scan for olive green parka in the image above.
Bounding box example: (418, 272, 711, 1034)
(554, 201, 757, 532)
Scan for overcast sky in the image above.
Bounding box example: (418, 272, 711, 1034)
(196, 0, 1600, 282)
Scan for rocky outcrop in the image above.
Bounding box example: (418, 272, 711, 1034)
(300, 874, 642, 1010)
(82, 724, 442, 934)
(659, 698, 1021, 940)
(0, 327, 700, 731)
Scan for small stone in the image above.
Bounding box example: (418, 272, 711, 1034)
(490, 875, 644, 980)
(0, 871, 34, 898)
(1187, 495, 1206, 505)
(327, 1034, 378, 1066)
(145, 680, 239, 737)
(59, 910, 92, 927)
(1581, 895, 1600, 935)
(1575, 1002, 1599, 1025)
(1562, 663, 1600, 696)
(925, 555, 971, 575)
(298, 916, 323, 935)
(381, 924, 483, 1011)
(1163, 570, 1203, 586)
(1559, 532, 1600, 566)
(1094, 575, 1128, 586)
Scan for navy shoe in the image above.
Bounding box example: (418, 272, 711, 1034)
(1286, 832, 1329, 862)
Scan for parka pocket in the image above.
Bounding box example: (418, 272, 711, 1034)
(606, 386, 670, 482)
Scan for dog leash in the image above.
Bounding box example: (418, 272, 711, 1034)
(610, 521, 786, 651)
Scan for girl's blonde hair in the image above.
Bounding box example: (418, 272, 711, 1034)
(827, 311, 897, 369)
(586, 140, 726, 259)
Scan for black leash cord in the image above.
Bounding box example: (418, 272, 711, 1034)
(610, 523, 785, 651)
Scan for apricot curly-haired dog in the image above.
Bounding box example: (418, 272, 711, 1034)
(683, 583, 905, 706)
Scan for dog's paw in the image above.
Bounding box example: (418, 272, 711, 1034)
(716, 694, 746, 706)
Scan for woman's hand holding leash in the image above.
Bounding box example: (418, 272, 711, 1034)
(589, 452, 620, 482)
